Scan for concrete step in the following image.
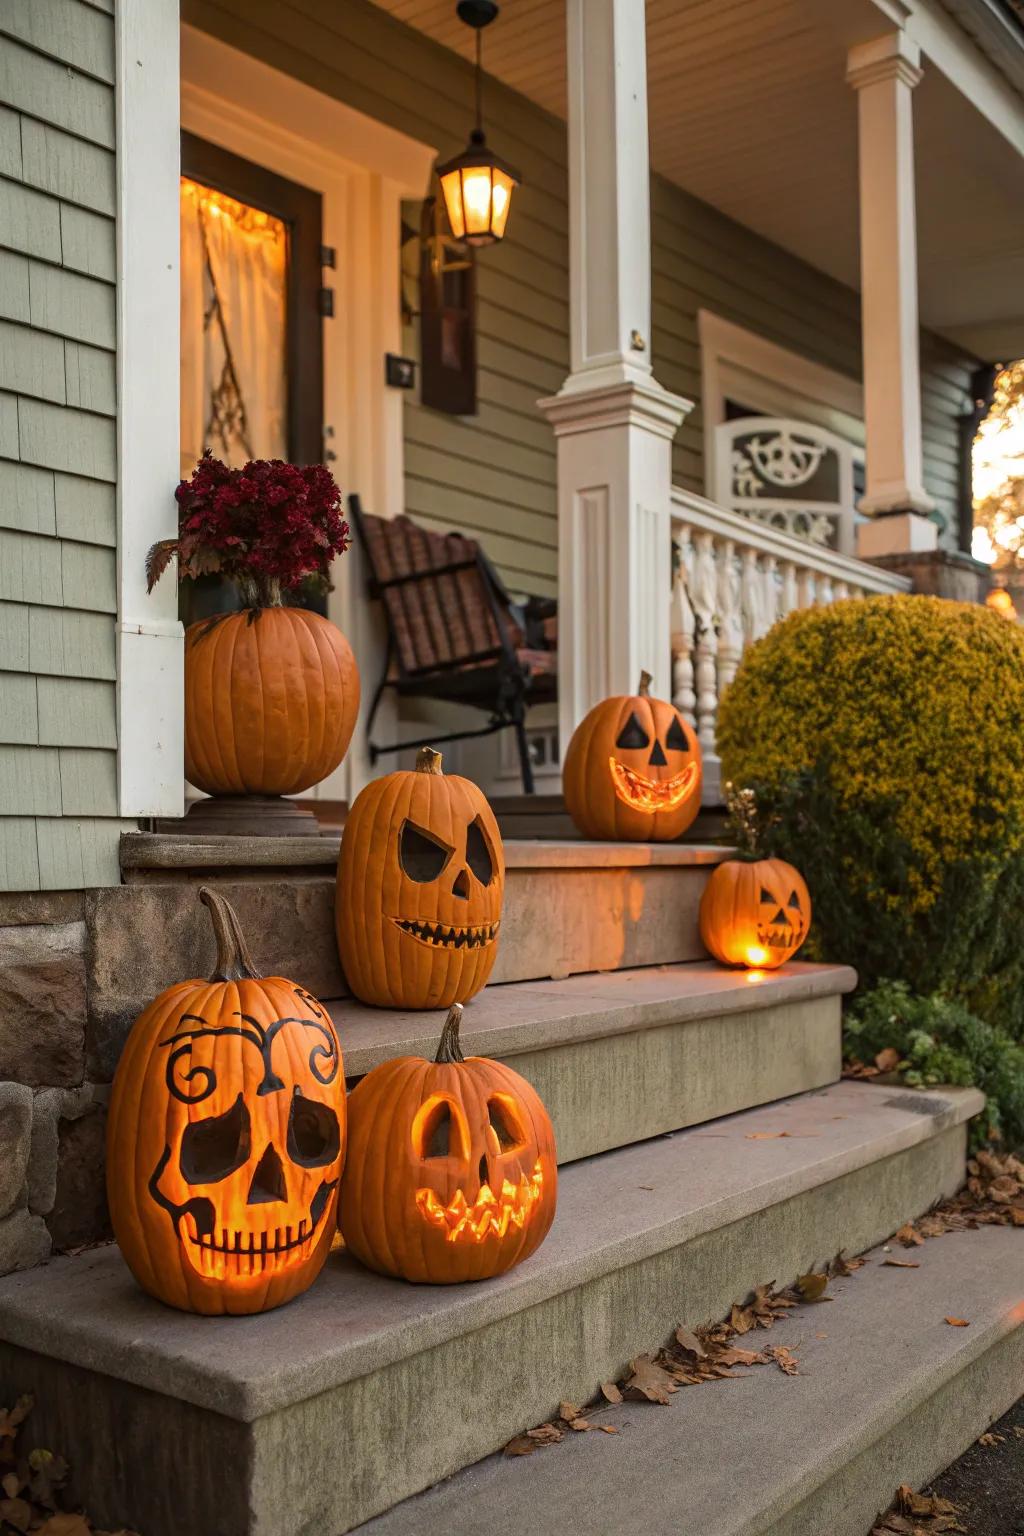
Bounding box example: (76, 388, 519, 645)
(332, 959, 854, 1163)
(490, 792, 729, 845)
(94, 836, 731, 1079)
(0, 1081, 982, 1536)
(360, 1223, 1024, 1536)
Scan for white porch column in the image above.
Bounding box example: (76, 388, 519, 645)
(847, 32, 937, 558)
(539, 0, 691, 750)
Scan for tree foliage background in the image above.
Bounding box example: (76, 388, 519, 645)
(974, 360, 1024, 573)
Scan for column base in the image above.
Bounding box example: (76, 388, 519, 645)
(864, 548, 992, 604)
(856, 510, 938, 559)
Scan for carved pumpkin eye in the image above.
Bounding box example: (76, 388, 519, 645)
(414, 1097, 467, 1160)
(286, 1088, 341, 1168)
(788, 890, 802, 910)
(615, 712, 649, 750)
(399, 820, 453, 882)
(487, 1096, 524, 1152)
(759, 887, 775, 904)
(466, 817, 495, 886)
(665, 716, 688, 752)
(180, 1092, 251, 1184)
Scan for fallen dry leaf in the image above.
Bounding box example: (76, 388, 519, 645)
(944, 1317, 970, 1327)
(883, 1259, 920, 1269)
(503, 1435, 537, 1457)
(795, 1271, 830, 1302)
(624, 1354, 677, 1405)
(894, 1223, 925, 1248)
(599, 1425, 619, 1434)
(674, 1326, 706, 1358)
(599, 1381, 622, 1404)
(978, 1431, 1004, 1446)
(558, 1402, 581, 1424)
(875, 1047, 901, 1072)
(763, 1345, 800, 1376)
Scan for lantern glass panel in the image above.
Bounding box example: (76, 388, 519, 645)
(439, 168, 466, 240)
(490, 170, 514, 239)
(462, 167, 495, 237)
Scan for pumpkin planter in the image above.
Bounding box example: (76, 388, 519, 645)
(336, 746, 505, 1009)
(699, 856, 812, 969)
(562, 671, 702, 841)
(339, 1003, 557, 1283)
(106, 887, 346, 1315)
(185, 603, 360, 804)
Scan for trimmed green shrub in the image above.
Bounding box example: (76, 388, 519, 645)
(845, 981, 1024, 1148)
(717, 594, 1024, 1035)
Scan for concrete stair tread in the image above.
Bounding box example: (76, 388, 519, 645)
(358, 1223, 1024, 1536)
(330, 960, 857, 1076)
(0, 1082, 980, 1427)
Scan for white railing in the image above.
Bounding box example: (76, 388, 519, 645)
(671, 486, 911, 802)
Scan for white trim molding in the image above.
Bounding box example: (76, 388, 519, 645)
(847, 31, 935, 530)
(115, 0, 185, 818)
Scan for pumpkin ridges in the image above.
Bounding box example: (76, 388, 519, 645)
(699, 857, 811, 970)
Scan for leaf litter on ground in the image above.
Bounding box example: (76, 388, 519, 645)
(0, 1397, 138, 1535)
(871, 1483, 966, 1534)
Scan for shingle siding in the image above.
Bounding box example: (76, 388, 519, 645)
(0, 0, 122, 889)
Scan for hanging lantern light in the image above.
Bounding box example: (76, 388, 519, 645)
(436, 1, 520, 247)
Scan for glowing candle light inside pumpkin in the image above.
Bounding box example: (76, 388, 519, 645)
(746, 944, 769, 966)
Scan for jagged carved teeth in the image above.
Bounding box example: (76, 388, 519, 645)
(756, 925, 802, 950)
(393, 918, 500, 949)
(188, 1220, 314, 1256)
(415, 1160, 544, 1244)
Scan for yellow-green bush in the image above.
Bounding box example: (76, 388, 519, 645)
(718, 594, 1024, 1031)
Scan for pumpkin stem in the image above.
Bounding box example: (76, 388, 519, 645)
(434, 1003, 465, 1063)
(416, 746, 444, 775)
(199, 886, 263, 982)
(638, 670, 653, 697)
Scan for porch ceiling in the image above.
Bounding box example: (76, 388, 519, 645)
(370, 0, 1024, 362)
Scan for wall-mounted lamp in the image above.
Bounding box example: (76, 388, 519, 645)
(436, 1, 520, 247)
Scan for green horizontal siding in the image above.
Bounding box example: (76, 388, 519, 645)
(0, 4, 120, 888)
(189, 0, 977, 587)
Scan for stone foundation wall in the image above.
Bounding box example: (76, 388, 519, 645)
(0, 894, 113, 1276)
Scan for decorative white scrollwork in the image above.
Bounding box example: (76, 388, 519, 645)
(716, 415, 858, 556)
(742, 429, 826, 490)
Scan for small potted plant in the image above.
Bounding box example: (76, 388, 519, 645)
(148, 453, 360, 832)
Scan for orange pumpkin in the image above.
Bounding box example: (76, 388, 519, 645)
(562, 671, 702, 840)
(106, 887, 346, 1315)
(184, 605, 360, 796)
(336, 746, 504, 1009)
(699, 857, 812, 969)
(339, 1004, 556, 1283)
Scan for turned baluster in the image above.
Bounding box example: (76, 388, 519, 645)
(690, 530, 720, 762)
(716, 539, 743, 699)
(670, 532, 697, 727)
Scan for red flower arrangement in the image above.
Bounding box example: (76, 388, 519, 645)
(146, 452, 350, 607)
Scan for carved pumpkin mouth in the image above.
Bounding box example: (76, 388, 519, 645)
(756, 923, 805, 952)
(416, 1159, 544, 1243)
(392, 918, 500, 950)
(179, 1178, 336, 1277)
(609, 757, 698, 813)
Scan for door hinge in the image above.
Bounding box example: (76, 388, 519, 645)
(320, 244, 337, 269)
(319, 287, 335, 318)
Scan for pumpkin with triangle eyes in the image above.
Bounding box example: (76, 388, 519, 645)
(335, 746, 504, 1009)
(339, 1003, 556, 1283)
(562, 671, 703, 840)
(699, 856, 812, 969)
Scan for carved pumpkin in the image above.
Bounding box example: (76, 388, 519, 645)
(336, 746, 505, 1009)
(106, 887, 346, 1315)
(562, 671, 702, 840)
(339, 1004, 556, 1283)
(699, 857, 812, 969)
(184, 606, 360, 796)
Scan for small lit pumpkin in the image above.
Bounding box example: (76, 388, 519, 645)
(699, 857, 812, 969)
(336, 746, 504, 1009)
(184, 605, 360, 796)
(562, 671, 702, 840)
(339, 1004, 556, 1283)
(106, 887, 346, 1315)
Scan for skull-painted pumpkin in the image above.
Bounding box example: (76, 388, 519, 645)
(335, 746, 504, 1009)
(106, 888, 346, 1315)
(339, 1004, 557, 1283)
(562, 671, 702, 840)
(699, 857, 812, 969)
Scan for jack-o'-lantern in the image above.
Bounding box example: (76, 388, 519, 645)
(562, 671, 702, 840)
(335, 746, 504, 1009)
(699, 857, 812, 969)
(106, 887, 346, 1315)
(339, 1004, 556, 1283)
